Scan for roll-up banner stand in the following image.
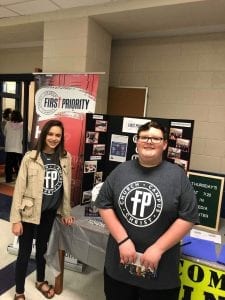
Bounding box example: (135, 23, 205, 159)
(31, 73, 100, 207)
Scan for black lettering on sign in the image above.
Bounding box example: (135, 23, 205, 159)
(208, 271, 225, 291)
(181, 285, 194, 300)
(188, 264, 204, 282)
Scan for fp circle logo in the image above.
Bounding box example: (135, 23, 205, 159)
(118, 181, 163, 227)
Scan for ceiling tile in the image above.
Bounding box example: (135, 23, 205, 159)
(7, 0, 59, 15)
(0, 0, 30, 5)
(52, 0, 110, 9)
(0, 6, 17, 17)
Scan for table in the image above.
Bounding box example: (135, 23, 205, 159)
(46, 206, 225, 297)
(45, 205, 109, 294)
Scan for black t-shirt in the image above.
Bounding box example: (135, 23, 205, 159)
(95, 160, 199, 290)
(41, 152, 63, 211)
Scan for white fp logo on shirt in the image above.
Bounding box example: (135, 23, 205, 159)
(118, 181, 163, 227)
(43, 164, 63, 195)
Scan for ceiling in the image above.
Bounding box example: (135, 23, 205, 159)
(1, 0, 225, 48)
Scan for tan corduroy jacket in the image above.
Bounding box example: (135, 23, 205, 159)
(10, 150, 72, 225)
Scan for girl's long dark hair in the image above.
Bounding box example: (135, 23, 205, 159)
(34, 119, 66, 160)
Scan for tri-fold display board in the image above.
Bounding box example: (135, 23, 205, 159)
(82, 113, 225, 231)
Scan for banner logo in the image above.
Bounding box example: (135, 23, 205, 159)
(35, 86, 96, 117)
(36, 89, 59, 116)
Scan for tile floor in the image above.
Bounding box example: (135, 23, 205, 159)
(0, 175, 105, 300)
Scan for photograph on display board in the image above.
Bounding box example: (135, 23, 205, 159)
(84, 160, 97, 173)
(109, 134, 128, 163)
(174, 158, 188, 172)
(176, 138, 191, 153)
(82, 190, 92, 204)
(167, 147, 181, 159)
(169, 127, 183, 140)
(86, 131, 99, 144)
(95, 119, 108, 132)
(92, 144, 105, 156)
(94, 171, 103, 186)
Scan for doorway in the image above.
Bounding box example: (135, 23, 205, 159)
(0, 73, 34, 157)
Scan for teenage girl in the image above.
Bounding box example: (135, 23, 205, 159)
(10, 119, 74, 300)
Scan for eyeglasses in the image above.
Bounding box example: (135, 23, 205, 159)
(138, 136, 163, 144)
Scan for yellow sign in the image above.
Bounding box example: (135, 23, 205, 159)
(179, 258, 225, 299)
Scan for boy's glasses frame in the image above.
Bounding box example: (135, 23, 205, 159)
(138, 136, 163, 144)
